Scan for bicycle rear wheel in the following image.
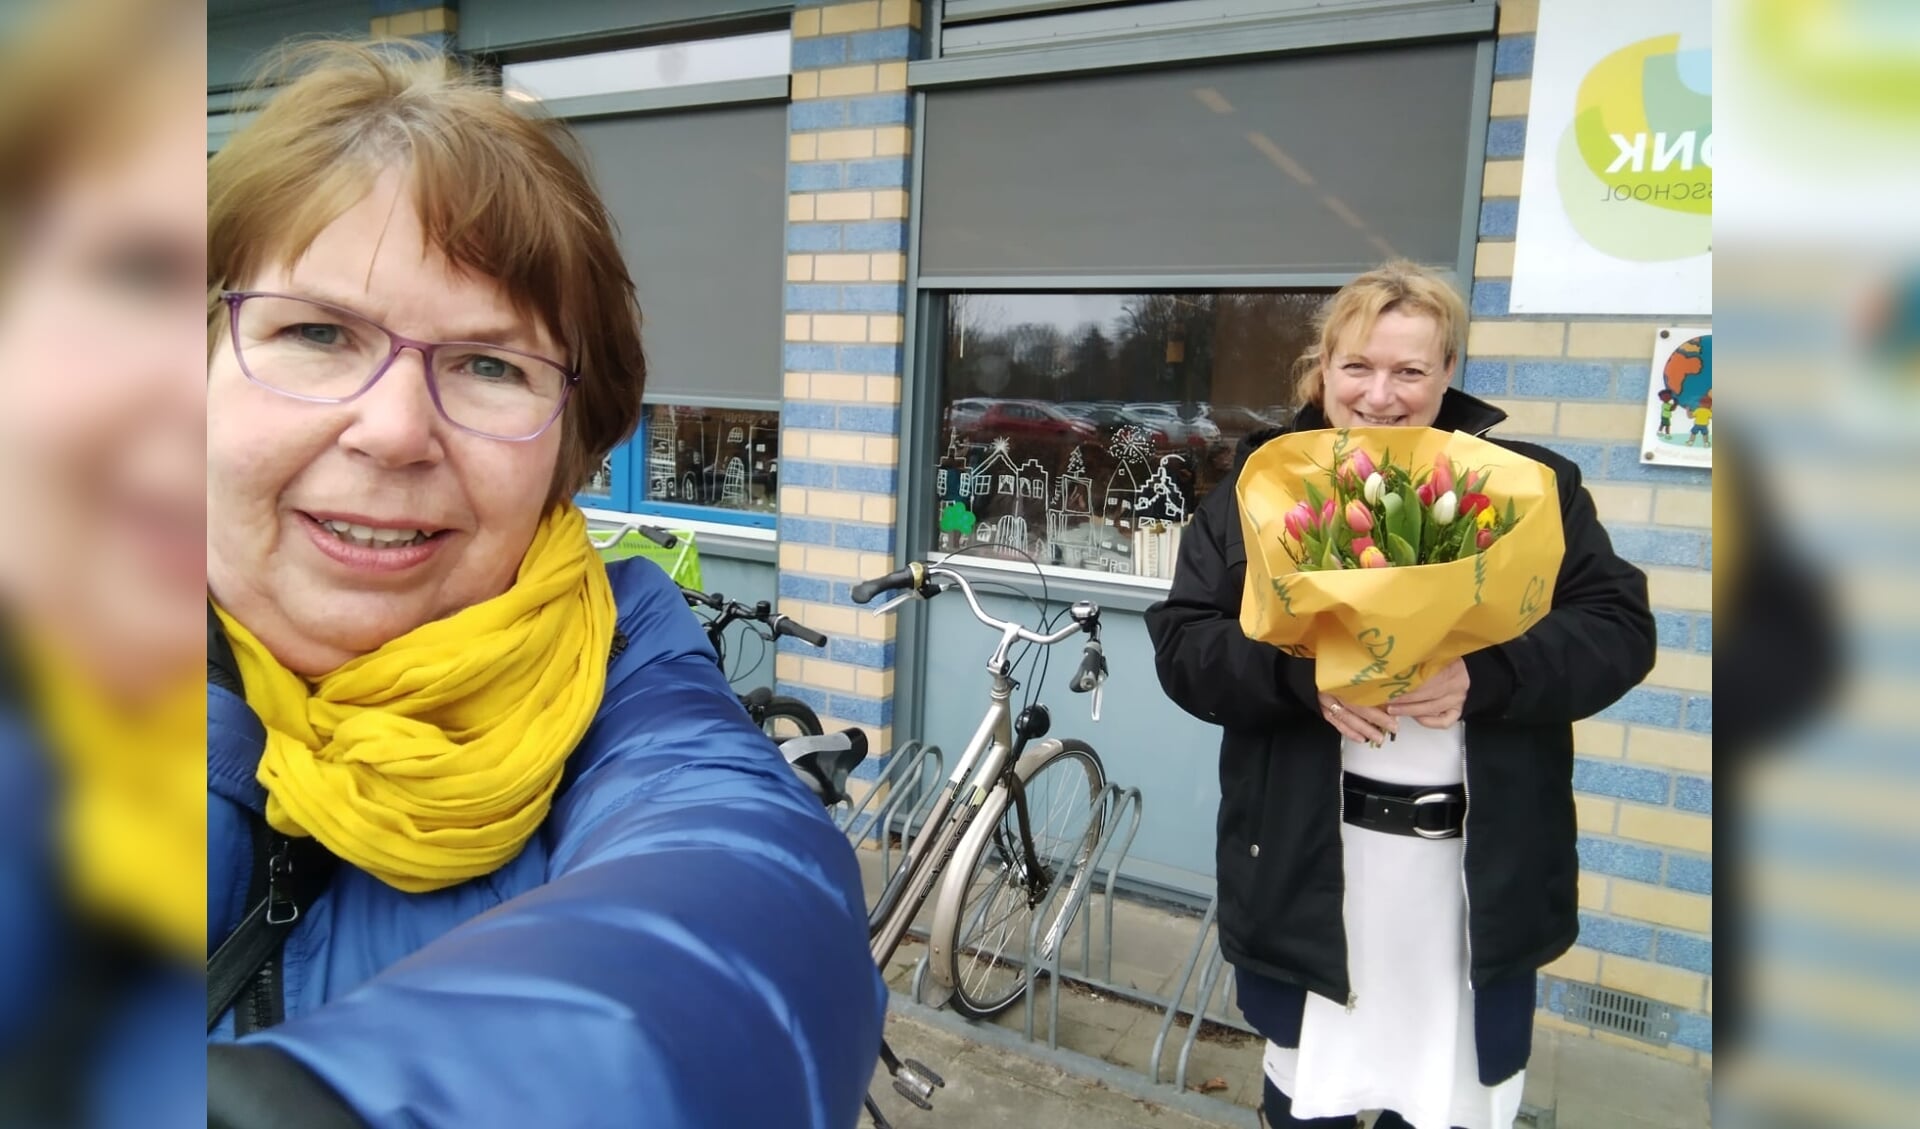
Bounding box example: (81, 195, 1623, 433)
(930, 739, 1105, 1020)
(755, 695, 823, 741)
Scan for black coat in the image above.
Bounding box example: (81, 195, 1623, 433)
(1145, 390, 1657, 1004)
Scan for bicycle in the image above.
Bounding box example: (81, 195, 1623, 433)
(845, 557, 1111, 1125)
(679, 586, 829, 739)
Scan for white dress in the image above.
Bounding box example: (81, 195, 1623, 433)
(1260, 721, 1526, 1129)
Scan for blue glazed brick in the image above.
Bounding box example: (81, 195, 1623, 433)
(848, 94, 911, 125)
(1600, 446, 1714, 484)
(841, 284, 907, 313)
(1703, 536, 1712, 571)
(1464, 359, 1508, 395)
(778, 573, 831, 601)
(1608, 528, 1707, 568)
(1485, 118, 1528, 160)
(783, 402, 836, 429)
(838, 405, 899, 434)
(1685, 695, 1713, 733)
(846, 157, 911, 188)
(831, 581, 859, 608)
(1577, 913, 1655, 959)
(1655, 931, 1714, 974)
(836, 465, 898, 493)
(1573, 758, 1672, 804)
(787, 161, 846, 192)
(1515, 362, 1611, 399)
(789, 99, 850, 131)
(1495, 34, 1536, 77)
(1479, 198, 1519, 238)
(1540, 440, 1605, 481)
(837, 344, 902, 373)
(831, 638, 896, 669)
(1675, 776, 1712, 814)
(792, 34, 849, 69)
(848, 27, 913, 62)
(830, 693, 895, 726)
(774, 682, 830, 712)
(785, 283, 843, 312)
(1654, 610, 1690, 649)
(833, 522, 892, 551)
(1665, 854, 1712, 895)
(843, 220, 908, 252)
(1692, 615, 1713, 653)
(780, 459, 837, 488)
(787, 223, 842, 253)
(1471, 280, 1511, 318)
(1609, 365, 1652, 401)
(1673, 1011, 1713, 1053)
(782, 517, 834, 545)
(1596, 686, 1685, 728)
(1577, 836, 1664, 883)
(784, 344, 836, 371)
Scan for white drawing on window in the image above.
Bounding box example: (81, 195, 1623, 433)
(721, 457, 747, 506)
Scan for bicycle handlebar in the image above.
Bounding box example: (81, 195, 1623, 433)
(773, 616, 830, 649)
(681, 588, 828, 651)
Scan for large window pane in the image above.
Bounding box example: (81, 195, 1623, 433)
(919, 43, 1478, 277)
(642, 404, 779, 515)
(932, 291, 1324, 578)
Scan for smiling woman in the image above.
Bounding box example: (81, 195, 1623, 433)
(204, 41, 884, 1129)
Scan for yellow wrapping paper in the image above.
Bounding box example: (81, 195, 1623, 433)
(1237, 427, 1567, 706)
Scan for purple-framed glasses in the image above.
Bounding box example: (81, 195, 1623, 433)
(220, 290, 580, 442)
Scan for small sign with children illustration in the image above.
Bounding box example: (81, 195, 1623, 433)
(1640, 328, 1712, 469)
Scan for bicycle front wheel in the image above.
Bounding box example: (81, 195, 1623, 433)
(930, 739, 1105, 1020)
(756, 695, 823, 741)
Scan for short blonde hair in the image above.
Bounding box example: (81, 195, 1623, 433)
(1291, 260, 1467, 410)
(209, 40, 645, 505)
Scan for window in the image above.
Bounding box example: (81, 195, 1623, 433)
(640, 404, 778, 517)
(932, 291, 1326, 579)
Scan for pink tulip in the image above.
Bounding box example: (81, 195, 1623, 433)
(1340, 449, 1377, 486)
(1358, 546, 1389, 568)
(1476, 528, 1496, 550)
(1432, 455, 1455, 498)
(1320, 499, 1337, 528)
(1416, 481, 1436, 508)
(1283, 501, 1314, 541)
(1344, 500, 1373, 533)
(1351, 536, 1374, 554)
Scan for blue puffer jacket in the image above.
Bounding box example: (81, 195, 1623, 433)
(206, 559, 887, 1129)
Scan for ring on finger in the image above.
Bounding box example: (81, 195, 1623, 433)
(1327, 701, 1344, 714)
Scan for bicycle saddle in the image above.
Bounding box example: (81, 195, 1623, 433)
(778, 728, 870, 808)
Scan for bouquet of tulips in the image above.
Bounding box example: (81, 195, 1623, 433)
(1281, 445, 1521, 572)
(1237, 428, 1566, 706)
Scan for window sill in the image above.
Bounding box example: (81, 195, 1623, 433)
(933, 553, 1173, 615)
(583, 506, 778, 564)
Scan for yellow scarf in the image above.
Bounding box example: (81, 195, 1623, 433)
(26, 637, 206, 961)
(214, 504, 615, 893)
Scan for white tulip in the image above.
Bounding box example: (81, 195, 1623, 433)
(1431, 490, 1458, 525)
(1363, 472, 1385, 505)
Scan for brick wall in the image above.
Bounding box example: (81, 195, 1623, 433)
(777, 1, 923, 757)
(368, 1, 457, 51)
(1471, 0, 1713, 1068)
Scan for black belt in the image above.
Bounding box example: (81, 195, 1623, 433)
(1342, 771, 1465, 840)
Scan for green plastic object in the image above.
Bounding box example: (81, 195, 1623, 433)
(596, 528, 702, 591)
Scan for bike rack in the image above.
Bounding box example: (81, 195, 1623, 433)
(1021, 783, 1144, 1046)
(1148, 891, 1224, 1087)
(836, 740, 945, 884)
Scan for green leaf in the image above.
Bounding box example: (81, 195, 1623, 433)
(1387, 532, 1418, 567)
(1305, 479, 1326, 510)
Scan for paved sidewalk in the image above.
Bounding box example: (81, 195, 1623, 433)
(856, 844, 1711, 1128)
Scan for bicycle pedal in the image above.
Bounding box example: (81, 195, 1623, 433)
(892, 1078, 935, 1111)
(899, 1059, 945, 1089)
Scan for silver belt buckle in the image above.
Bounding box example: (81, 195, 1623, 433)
(1411, 792, 1459, 839)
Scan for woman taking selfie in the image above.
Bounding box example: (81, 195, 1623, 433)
(205, 43, 883, 1129)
